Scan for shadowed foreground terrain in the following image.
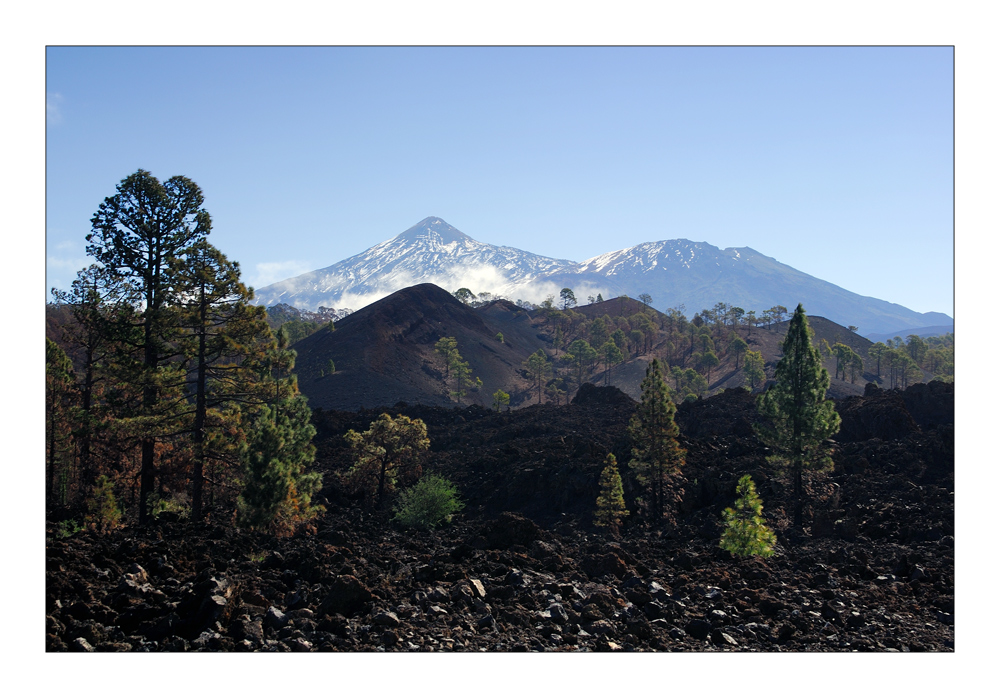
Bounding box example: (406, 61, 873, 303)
(46, 381, 953, 652)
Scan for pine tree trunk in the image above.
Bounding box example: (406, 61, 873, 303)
(139, 319, 158, 525)
(793, 467, 803, 529)
(192, 300, 208, 521)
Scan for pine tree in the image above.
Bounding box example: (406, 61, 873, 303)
(719, 475, 776, 558)
(756, 304, 841, 530)
(492, 389, 510, 412)
(435, 336, 478, 403)
(87, 170, 211, 523)
(566, 339, 597, 388)
(51, 264, 136, 492)
(594, 454, 629, 533)
(172, 239, 261, 520)
(599, 340, 624, 385)
(344, 413, 430, 508)
(628, 359, 686, 520)
(523, 349, 551, 404)
(743, 350, 766, 391)
(237, 394, 324, 533)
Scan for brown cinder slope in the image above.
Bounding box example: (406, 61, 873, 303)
(293, 283, 546, 411)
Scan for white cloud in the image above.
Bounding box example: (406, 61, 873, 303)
(249, 261, 312, 290)
(46, 92, 63, 127)
(46, 255, 91, 271)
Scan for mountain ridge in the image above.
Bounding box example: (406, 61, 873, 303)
(253, 217, 951, 336)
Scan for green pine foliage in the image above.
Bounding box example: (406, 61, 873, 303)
(594, 454, 629, 532)
(523, 349, 551, 404)
(629, 359, 686, 520)
(344, 413, 430, 508)
(756, 304, 841, 529)
(392, 474, 465, 530)
(237, 395, 324, 534)
(743, 350, 766, 391)
(435, 336, 479, 403)
(492, 389, 510, 412)
(719, 475, 777, 558)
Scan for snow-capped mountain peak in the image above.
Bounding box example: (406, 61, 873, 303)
(252, 217, 581, 312)
(394, 217, 472, 247)
(251, 217, 951, 336)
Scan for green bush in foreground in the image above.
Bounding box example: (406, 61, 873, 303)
(393, 474, 464, 530)
(719, 474, 777, 558)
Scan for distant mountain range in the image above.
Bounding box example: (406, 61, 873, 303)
(253, 217, 952, 337)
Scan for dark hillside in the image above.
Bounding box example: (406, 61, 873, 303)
(293, 284, 549, 411)
(291, 286, 912, 409)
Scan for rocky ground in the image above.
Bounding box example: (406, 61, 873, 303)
(45, 382, 954, 652)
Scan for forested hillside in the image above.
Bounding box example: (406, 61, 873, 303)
(286, 284, 954, 412)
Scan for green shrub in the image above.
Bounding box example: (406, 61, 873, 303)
(393, 474, 464, 530)
(719, 474, 777, 558)
(85, 475, 122, 532)
(147, 491, 191, 520)
(55, 519, 82, 539)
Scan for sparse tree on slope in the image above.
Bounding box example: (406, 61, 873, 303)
(868, 342, 888, 380)
(566, 339, 598, 388)
(756, 304, 840, 530)
(729, 335, 748, 371)
(523, 349, 552, 404)
(599, 340, 625, 386)
(560, 287, 577, 310)
(492, 389, 510, 412)
(743, 350, 766, 391)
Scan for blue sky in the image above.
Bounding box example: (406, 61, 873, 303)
(46, 46, 953, 315)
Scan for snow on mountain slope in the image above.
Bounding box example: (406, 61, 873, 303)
(252, 217, 952, 336)
(252, 217, 585, 311)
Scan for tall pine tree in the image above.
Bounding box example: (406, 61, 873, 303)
(87, 170, 211, 523)
(171, 239, 268, 520)
(628, 359, 686, 521)
(756, 304, 841, 530)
